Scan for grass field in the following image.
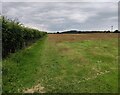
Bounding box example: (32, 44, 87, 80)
(2, 33, 118, 93)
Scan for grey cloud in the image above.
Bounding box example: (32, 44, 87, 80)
(2, 0, 120, 2)
(2, 2, 118, 32)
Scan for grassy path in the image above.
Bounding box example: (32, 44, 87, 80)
(3, 37, 47, 93)
(3, 34, 118, 93)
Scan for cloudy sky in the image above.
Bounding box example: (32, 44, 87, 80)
(2, 1, 119, 32)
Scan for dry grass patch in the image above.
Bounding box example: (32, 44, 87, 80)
(48, 33, 118, 43)
(23, 84, 45, 93)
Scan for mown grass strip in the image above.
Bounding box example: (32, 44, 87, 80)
(2, 37, 47, 93)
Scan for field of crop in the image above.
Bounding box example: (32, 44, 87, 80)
(3, 33, 118, 93)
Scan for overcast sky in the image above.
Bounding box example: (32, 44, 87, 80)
(2, 1, 119, 32)
(2, 0, 120, 2)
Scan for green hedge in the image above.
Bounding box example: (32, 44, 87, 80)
(2, 16, 47, 58)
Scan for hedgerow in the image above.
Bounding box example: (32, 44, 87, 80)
(2, 16, 47, 58)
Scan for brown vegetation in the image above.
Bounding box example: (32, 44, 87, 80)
(48, 33, 118, 43)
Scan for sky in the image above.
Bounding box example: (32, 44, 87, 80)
(2, 1, 119, 32)
(2, 0, 120, 2)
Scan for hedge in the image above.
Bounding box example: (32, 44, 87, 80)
(2, 16, 47, 58)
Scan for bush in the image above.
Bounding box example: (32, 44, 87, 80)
(2, 16, 47, 58)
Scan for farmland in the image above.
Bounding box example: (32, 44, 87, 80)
(2, 33, 118, 93)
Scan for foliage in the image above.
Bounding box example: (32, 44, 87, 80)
(2, 16, 47, 58)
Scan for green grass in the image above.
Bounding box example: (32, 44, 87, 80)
(2, 36, 118, 93)
(2, 37, 46, 93)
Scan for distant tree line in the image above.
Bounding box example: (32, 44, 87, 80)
(1, 16, 47, 58)
(49, 30, 120, 34)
